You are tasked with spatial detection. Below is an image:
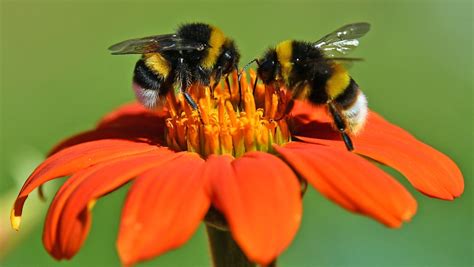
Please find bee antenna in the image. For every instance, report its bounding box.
[238,58,259,81]
[237,59,259,108]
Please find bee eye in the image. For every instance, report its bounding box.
[219,51,236,74]
[260,60,275,70]
[258,59,277,83]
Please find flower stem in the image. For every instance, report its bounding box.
[206,225,256,267]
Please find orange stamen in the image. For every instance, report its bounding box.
[164,70,291,158]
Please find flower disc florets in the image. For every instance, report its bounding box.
[164,70,291,158]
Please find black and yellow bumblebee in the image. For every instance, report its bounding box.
[256,22,371,151]
[109,23,240,109]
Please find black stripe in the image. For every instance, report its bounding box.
[176,23,211,69]
[133,59,168,95]
[289,41,332,105]
[177,23,212,46]
[334,78,359,109]
[308,76,330,104]
[291,41,328,89]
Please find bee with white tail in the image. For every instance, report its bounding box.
[256,22,371,151]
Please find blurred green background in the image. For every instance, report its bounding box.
[1,0,472,266]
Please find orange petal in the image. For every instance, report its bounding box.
[205,153,302,265]
[292,102,464,200]
[11,140,159,230]
[290,100,331,124]
[117,153,209,266]
[97,102,157,127]
[356,112,463,199]
[49,129,162,156]
[50,103,166,155]
[275,142,417,228]
[42,148,176,259]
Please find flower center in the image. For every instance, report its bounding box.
[164,70,291,158]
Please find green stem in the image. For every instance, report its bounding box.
[206,225,256,267]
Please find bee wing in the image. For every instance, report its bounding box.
[313,22,370,57]
[108,34,206,55]
[301,57,364,69]
[331,57,365,69]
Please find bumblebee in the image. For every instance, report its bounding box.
[256,22,371,151]
[109,23,240,109]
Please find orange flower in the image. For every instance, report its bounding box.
[11,70,463,266]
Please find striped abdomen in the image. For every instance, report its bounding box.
[333,78,368,134]
[133,56,170,109]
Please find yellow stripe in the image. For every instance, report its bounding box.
[144,53,171,78]
[202,26,226,69]
[275,40,293,82]
[326,63,350,99]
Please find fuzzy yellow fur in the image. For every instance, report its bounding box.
[202,26,226,69]
[276,40,293,82]
[326,63,350,99]
[144,53,171,78]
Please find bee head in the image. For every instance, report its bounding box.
[257,49,279,84]
[218,39,240,75]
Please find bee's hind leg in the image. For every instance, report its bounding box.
[182,90,199,110]
[328,102,354,151]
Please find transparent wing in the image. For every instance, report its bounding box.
[301,56,364,69]
[314,22,371,57]
[331,57,365,69]
[108,34,206,55]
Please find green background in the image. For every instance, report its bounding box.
[1,0,472,266]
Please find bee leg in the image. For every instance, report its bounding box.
[211,68,223,94]
[183,90,206,124]
[183,91,199,110]
[275,98,294,121]
[237,65,243,109]
[328,102,354,151]
[225,75,232,98]
[210,82,216,94]
[180,83,199,110]
[252,75,259,95]
[177,60,199,111]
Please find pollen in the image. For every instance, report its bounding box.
[164,70,292,158]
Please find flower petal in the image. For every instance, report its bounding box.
[356,112,463,200]
[275,142,417,228]
[11,140,159,230]
[42,148,175,260]
[117,152,209,266]
[43,167,91,259]
[205,153,302,265]
[292,102,464,200]
[96,102,160,128]
[50,103,166,155]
